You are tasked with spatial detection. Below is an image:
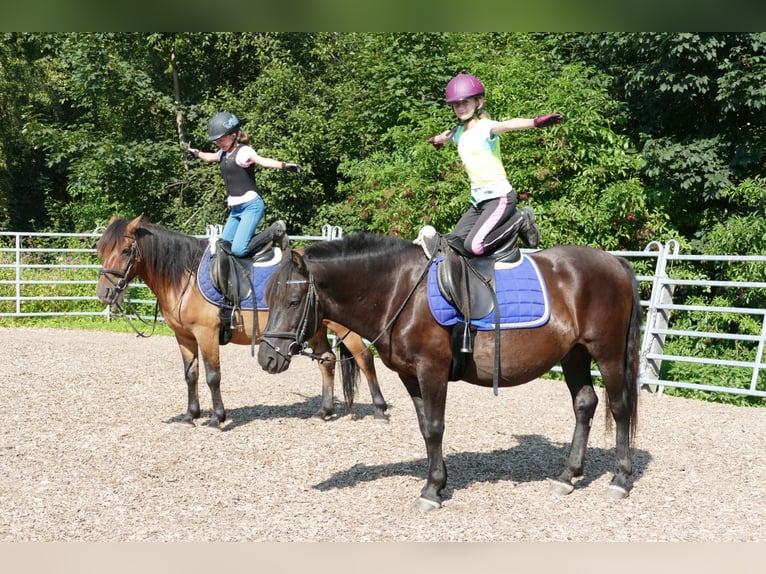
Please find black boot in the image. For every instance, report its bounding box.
[245,220,287,256]
[519,206,540,248]
[271,220,289,251]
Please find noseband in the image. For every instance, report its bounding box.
[99,235,139,301]
[98,235,158,337]
[260,275,320,364]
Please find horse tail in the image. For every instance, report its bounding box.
[602,257,641,445]
[621,256,641,447]
[339,341,360,415]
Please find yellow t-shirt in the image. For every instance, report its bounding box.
[454,119,511,205]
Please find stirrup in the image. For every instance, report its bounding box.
[230,306,244,331]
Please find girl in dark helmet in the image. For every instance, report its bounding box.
[426,73,563,257]
[187,112,302,257]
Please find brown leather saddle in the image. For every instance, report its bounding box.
[419,231,519,383]
[209,240,281,345]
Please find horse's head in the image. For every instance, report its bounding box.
[258,247,322,374]
[95,214,145,305]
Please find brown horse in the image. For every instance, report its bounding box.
[258,233,641,510]
[95,215,388,427]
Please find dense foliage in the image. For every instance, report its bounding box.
[1,32,763,256]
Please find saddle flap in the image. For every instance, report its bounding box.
[210,248,252,305]
[436,252,496,320]
[228,257,254,301]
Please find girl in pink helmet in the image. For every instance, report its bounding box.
[427,73,563,257]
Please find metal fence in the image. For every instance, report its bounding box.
[2,228,765,399]
[0,224,343,319]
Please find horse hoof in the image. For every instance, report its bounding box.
[549,478,575,496]
[606,484,629,500]
[411,497,441,512]
[312,411,334,421]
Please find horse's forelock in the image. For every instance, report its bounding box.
[97,218,129,255]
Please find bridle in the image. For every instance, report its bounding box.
[259,275,320,363]
[261,254,435,366]
[98,234,159,337]
[98,235,139,300]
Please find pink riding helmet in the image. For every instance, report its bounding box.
[445,74,485,104]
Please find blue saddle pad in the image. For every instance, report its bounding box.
[427,254,550,330]
[197,245,278,310]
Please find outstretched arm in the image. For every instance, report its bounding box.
[491,113,565,135]
[427,127,458,149]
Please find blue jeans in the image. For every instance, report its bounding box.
[221,195,265,257]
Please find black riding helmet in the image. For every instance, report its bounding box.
[207,112,240,141]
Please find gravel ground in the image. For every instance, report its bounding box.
[1,327,765,542]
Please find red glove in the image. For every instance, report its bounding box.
[533,113,564,128]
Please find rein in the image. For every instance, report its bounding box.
[261,251,435,366]
[98,235,160,338]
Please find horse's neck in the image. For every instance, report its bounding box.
[138,264,190,315]
[314,257,412,342]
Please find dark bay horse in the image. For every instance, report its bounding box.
[258,233,641,510]
[95,215,388,427]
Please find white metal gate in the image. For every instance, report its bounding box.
[2,231,765,399]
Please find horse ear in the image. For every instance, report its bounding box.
[127,214,144,234]
[108,215,119,225]
[291,249,308,274]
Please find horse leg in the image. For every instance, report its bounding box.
[175,335,201,424]
[307,327,338,420]
[600,363,635,500]
[401,375,447,511]
[343,332,388,421]
[315,351,338,420]
[197,338,226,428]
[552,346,599,495]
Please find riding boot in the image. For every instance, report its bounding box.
[519,206,540,248]
[272,220,289,251]
[211,240,232,294]
[245,220,287,257]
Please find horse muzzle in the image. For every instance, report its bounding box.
[257,336,299,374]
[97,268,128,305]
[96,284,119,305]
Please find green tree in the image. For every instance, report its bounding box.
[314,33,667,250]
[559,32,766,245]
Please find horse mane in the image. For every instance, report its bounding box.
[266,233,411,305]
[304,232,410,261]
[98,217,205,290]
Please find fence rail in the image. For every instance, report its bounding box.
[2,228,765,400]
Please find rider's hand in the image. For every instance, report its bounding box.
[185,148,200,159]
[533,113,565,128]
[281,162,302,173]
[427,136,443,150]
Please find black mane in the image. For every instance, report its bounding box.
[304,232,411,261]
[98,217,206,289]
